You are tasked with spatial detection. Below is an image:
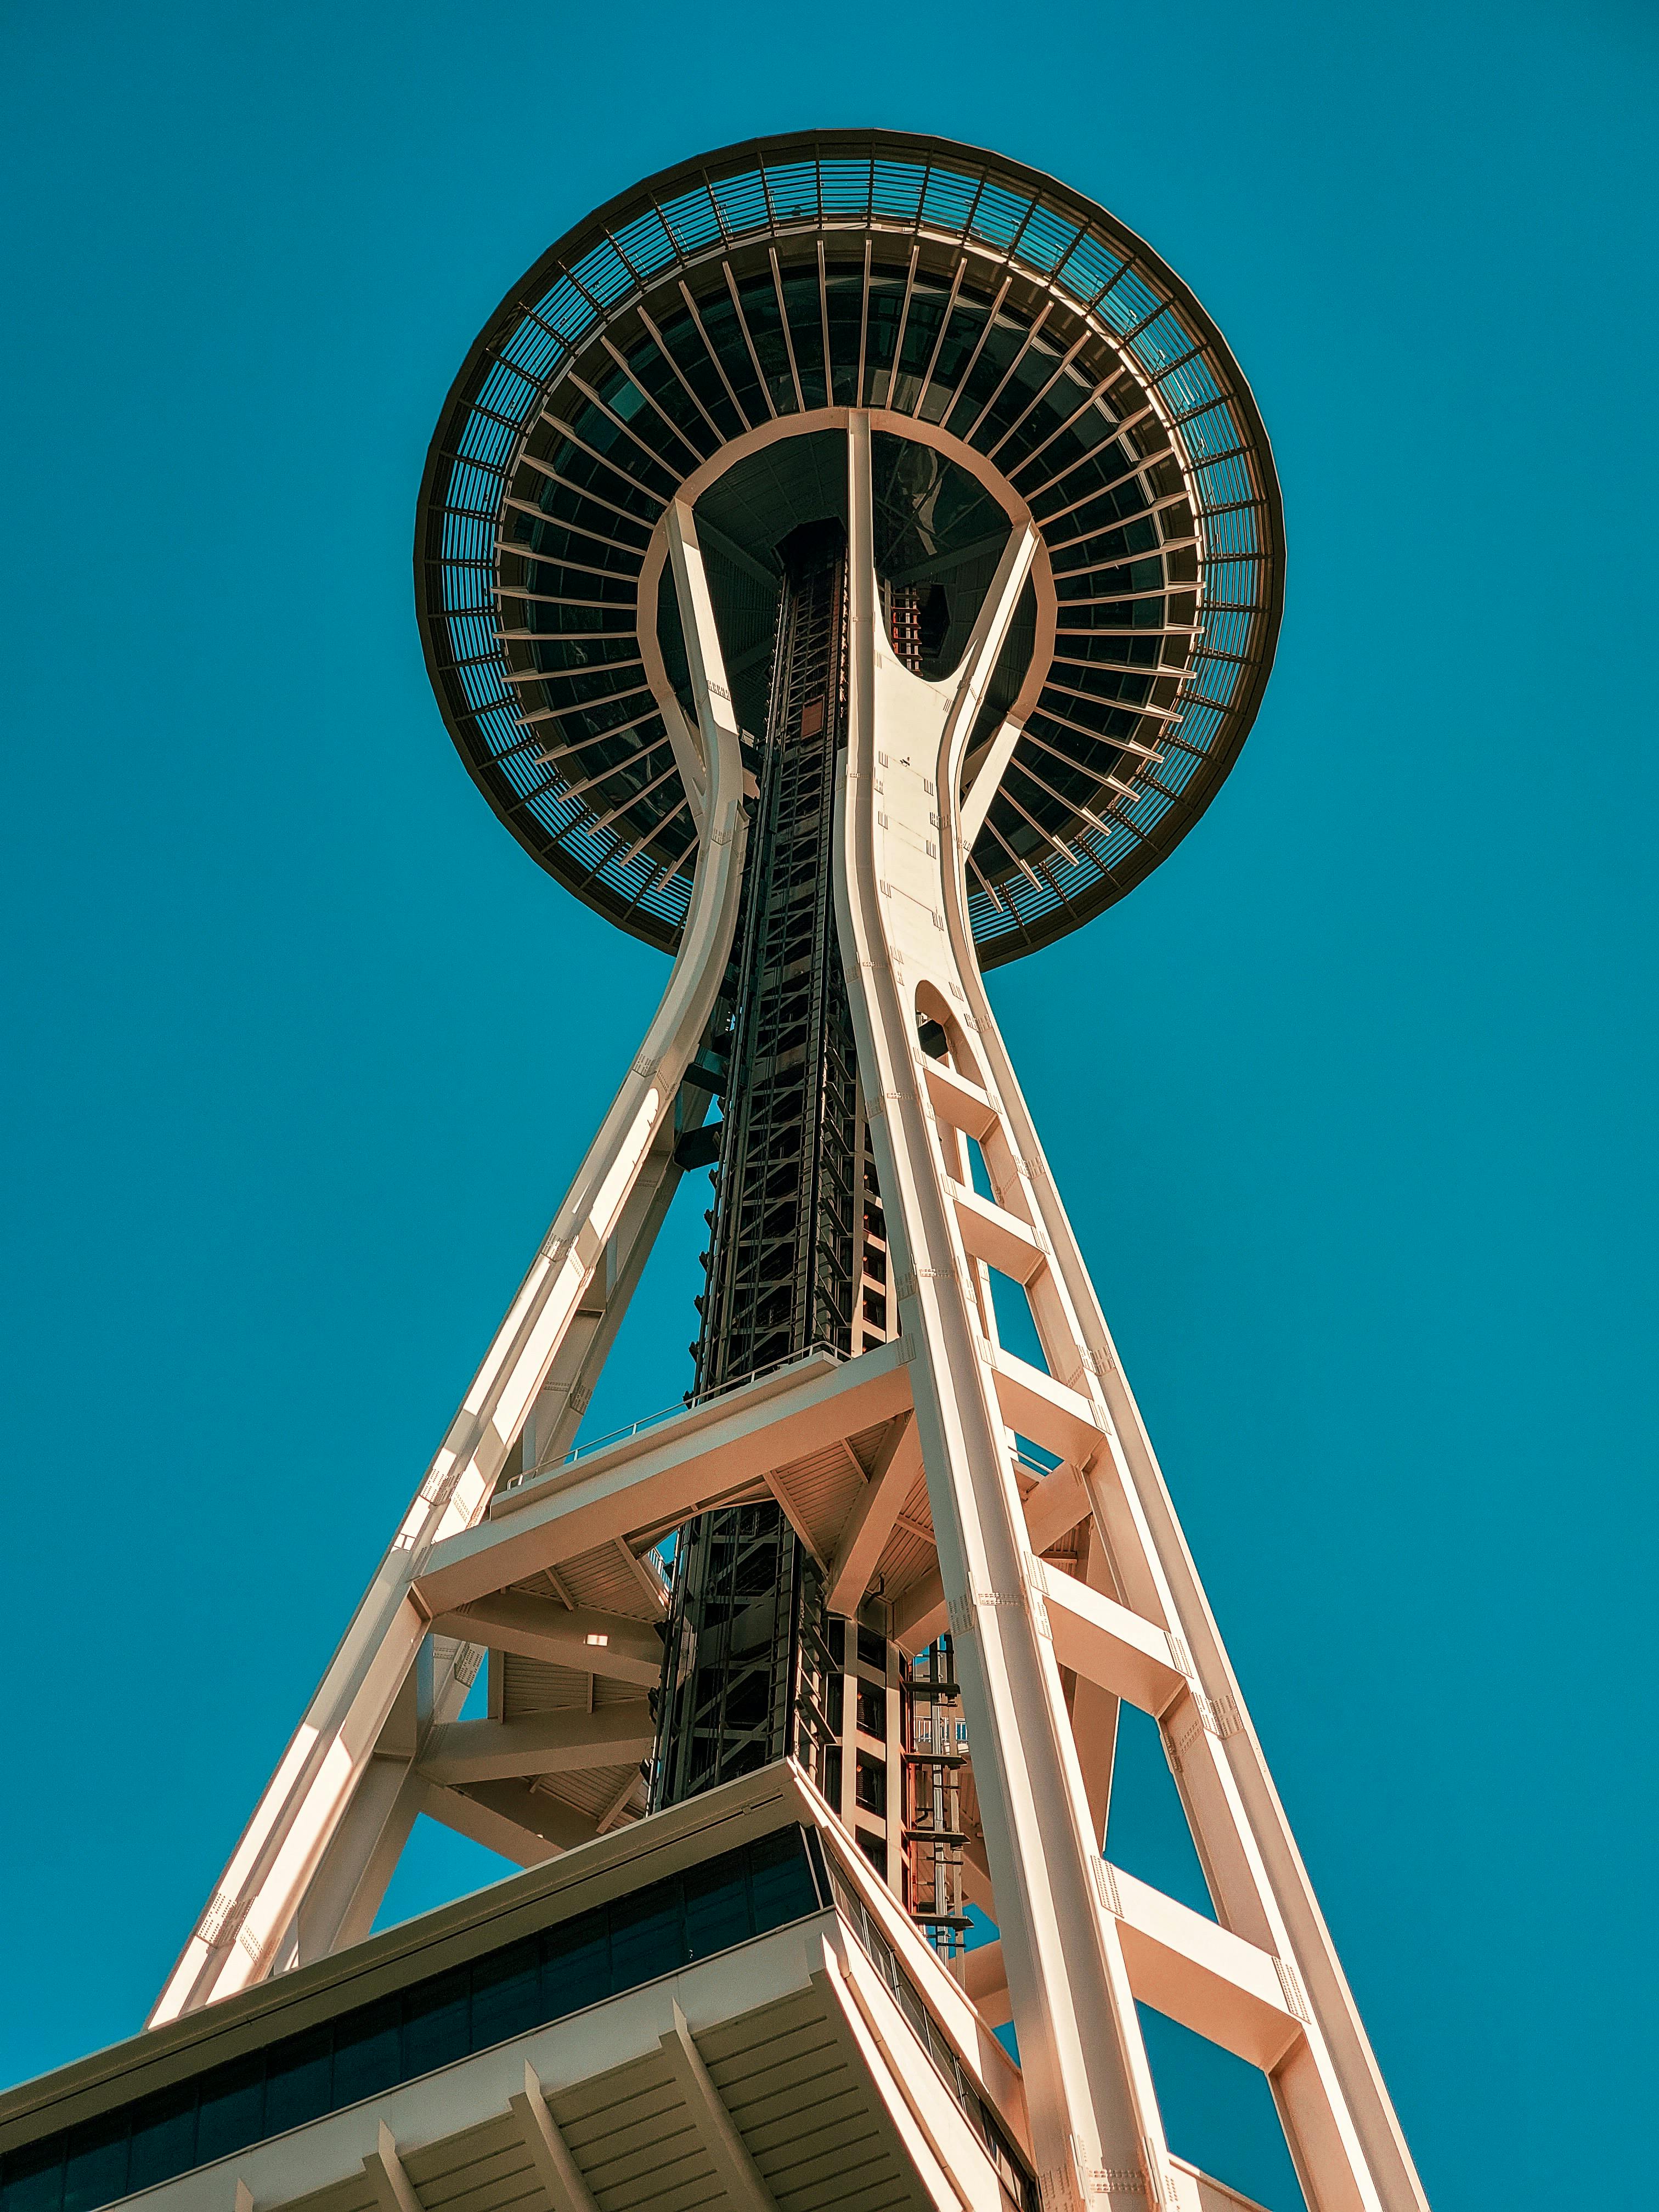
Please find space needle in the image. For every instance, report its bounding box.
[0,131,1427,2212]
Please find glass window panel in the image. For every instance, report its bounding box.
[541,1909,609,2017]
[469,1939,543,2050]
[735,276,795,415]
[62,2116,127,2212]
[401,1968,470,2080]
[652,306,744,440]
[331,1995,401,2108]
[919,302,989,423]
[945,320,1025,439]
[781,271,828,408]
[691,289,768,425]
[607,1878,682,1991]
[747,1829,818,1932]
[126,2086,196,2194]
[193,2055,264,2166]
[823,265,865,405]
[2,2138,65,2212]
[860,272,907,406]
[890,292,947,415]
[683,1852,752,1959]
[262,2027,332,2138]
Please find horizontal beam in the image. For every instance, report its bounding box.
[422,1778,596,1861]
[923,1058,997,1138]
[1023,1457,1088,1553]
[991,1347,1102,1463]
[430,1593,663,1688]
[418,1704,653,1785]
[416,1341,912,1617]
[966,1865,1303,2074]
[1039,1562,1187,1716]
[1110,1863,1304,2073]
[893,1566,946,1651]
[962,1940,1012,2027]
[953,1186,1045,1285]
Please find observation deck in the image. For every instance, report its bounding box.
[415,128,1283,964]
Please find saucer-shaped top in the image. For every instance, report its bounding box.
[415,129,1282,964]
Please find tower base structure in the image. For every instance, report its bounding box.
[2,134,1429,2212]
[0,1768,1282,2212]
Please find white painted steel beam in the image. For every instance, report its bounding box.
[424,1779,595,1860]
[989,1350,1102,1466]
[661,1999,778,2212]
[148,500,751,2025]
[413,1340,912,1617]
[950,1184,1046,1286]
[1069,1521,1123,1850]
[958,716,1025,849]
[1022,1458,1089,1555]
[837,408,1173,2210]
[906,413,1416,2207]
[419,1704,654,1785]
[1107,1864,1303,2073]
[1037,1561,1189,1717]
[428,1594,663,1687]
[921,1057,998,1139]
[961,1864,1304,2076]
[825,1413,923,1615]
[511,2061,603,2212]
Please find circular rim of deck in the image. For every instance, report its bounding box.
[415,128,1284,965]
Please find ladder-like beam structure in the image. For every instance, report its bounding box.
[147,421,1427,2212]
[148,502,750,2023]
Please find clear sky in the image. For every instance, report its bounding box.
[2,5,1654,2208]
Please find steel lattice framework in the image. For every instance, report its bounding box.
[123,131,1430,2212]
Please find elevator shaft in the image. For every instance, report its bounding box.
[652,522,856,1810]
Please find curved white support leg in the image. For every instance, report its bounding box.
[149,501,749,2025]
[836,411,1423,2212]
[836,411,1171,2212]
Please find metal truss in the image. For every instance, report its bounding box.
[152,424,1426,2212]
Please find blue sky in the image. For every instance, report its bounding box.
[2,5,1654,2208]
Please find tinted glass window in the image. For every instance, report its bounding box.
[263,2027,331,2138]
[401,1968,469,2080]
[0,1827,827,2212]
[541,1908,608,2017]
[194,2054,264,2165]
[748,1830,817,1932]
[331,1995,400,2108]
[126,2086,195,2194]
[61,2118,125,2212]
[470,1939,542,2050]
[684,1856,750,1959]
[608,1880,681,1990]
[1,2139,63,2212]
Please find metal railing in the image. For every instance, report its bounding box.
[499,1340,851,1496]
